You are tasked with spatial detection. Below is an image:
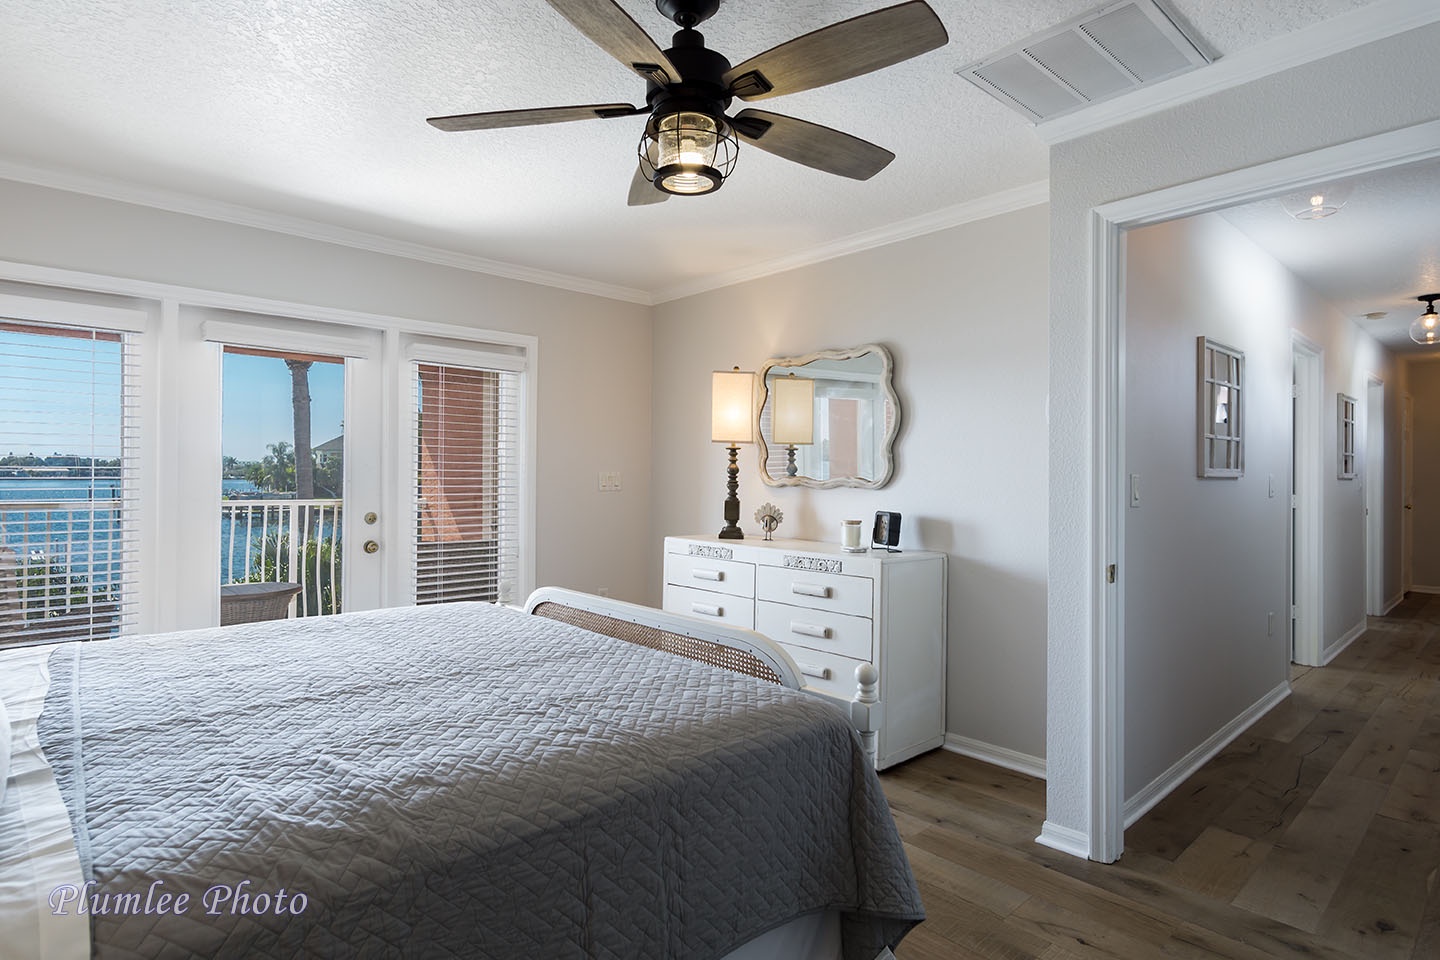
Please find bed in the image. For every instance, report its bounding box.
[0,588,923,960]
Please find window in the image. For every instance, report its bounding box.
[1338,393,1358,480]
[1197,337,1244,478]
[0,317,140,646]
[412,360,524,606]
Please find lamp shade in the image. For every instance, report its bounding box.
[712,368,756,443]
[771,375,815,445]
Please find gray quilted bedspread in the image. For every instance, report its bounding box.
[38,602,922,960]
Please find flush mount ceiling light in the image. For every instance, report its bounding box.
[1411,294,1440,345]
[426,0,948,204]
[1280,182,1353,220]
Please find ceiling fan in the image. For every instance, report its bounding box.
[427,0,949,204]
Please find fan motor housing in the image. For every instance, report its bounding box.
[656,0,721,27]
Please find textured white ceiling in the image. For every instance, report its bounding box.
[1219,156,1440,353]
[0,0,1382,297]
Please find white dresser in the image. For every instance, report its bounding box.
[662,535,946,769]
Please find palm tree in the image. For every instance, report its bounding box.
[286,359,315,500]
[245,441,295,491]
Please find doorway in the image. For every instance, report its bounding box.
[220,347,347,622]
[1291,337,1323,666]
[1085,120,1440,863]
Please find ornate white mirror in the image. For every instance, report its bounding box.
[756,344,900,489]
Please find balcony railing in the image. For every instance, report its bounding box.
[221,498,343,617]
[0,497,127,645]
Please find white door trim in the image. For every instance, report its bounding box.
[1084,117,1440,862]
[1365,377,1386,615]
[1292,335,1324,667]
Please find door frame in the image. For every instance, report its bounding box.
[1365,377,1386,615]
[1291,335,1323,667]
[1086,118,1440,862]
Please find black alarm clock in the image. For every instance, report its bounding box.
[872,511,902,551]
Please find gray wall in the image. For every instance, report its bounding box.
[651,203,1051,765]
[0,177,658,608]
[1047,22,1440,843]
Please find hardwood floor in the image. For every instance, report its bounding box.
[879,594,1440,959]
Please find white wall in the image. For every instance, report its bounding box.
[1047,22,1440,847]
[1122,212,1395,802]
[0,178,656,613]
[651,203,1051,766]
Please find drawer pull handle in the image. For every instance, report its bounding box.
[798,662,832,681]
[692,569,724,582]
[691,602,723,618]
[792,583,831,599]
[791,621,831,640]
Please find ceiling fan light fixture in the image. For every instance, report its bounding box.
[1411,294,1440,345]
[639,110,737,196]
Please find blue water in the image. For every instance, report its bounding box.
[0,477,266,584]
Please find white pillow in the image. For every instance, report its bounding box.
[0,696,10,809]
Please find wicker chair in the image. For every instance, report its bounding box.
[220,582,303,626]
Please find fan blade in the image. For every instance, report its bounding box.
[724,1,948,101]
[544,0,679,86]
[731,109,894,180]
[627,166,668,206]
[427,103,641,132]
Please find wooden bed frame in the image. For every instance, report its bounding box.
[524,587,883,765]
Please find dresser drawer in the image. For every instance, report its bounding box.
[663,584,755,629]
[664,552,755,598]
[756,565,873,618]
[756,600,872,661]
[778,643,872,702]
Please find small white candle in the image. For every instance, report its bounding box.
[841,519,863,550]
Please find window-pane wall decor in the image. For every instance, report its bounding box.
[1338,393,1358,480]
[1197,336,1244,478]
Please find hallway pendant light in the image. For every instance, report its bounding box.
[1411,294,1440,345]
[1280,182,1353,220]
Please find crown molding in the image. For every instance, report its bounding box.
[0,156,1048,310]
[0,159,654,305]
[1035,0,1440,145]
[651,180,1050,304]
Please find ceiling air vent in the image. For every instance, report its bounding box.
[956,0,1209,123]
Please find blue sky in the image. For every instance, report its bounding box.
[0,328,124,459]
[0,328,345,462]
[222,353,345,461]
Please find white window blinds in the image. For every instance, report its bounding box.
[412,361,523,606]
[0,317,141,646]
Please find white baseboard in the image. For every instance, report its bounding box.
[1122,680,1290,828]
[943,734,1046,780]
[1382,592,1406,615]
[1408,585,1440,595]
[1036,821,1090,859]
[1322,618,1368,665]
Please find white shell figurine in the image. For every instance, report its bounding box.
[754,502,783,541]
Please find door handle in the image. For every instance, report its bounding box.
[363,540,380,554]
